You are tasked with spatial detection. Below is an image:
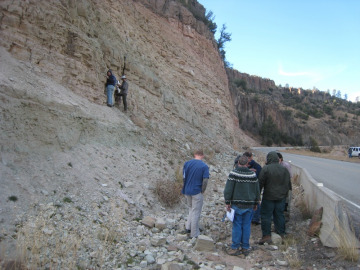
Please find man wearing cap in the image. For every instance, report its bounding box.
[116,75,129,111]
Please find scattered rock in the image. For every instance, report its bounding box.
[276,259,288,266]
[150,235,167,246]
[271,232,282,245]
[155,218,166,230]
[194,235,215,252]
[141,216,156,228]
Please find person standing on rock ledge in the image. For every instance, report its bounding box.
[258,151,291,245]
[105,69,117,107]
[224,155,260,256]
[182,149,209,239]
[115,75,129,112]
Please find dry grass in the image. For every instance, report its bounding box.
[1,200,127,269]
[175,165,183,183]
[332,215,359,262]
[280,235,297,251]
[295,191,312,220]
[292,174,300,186]
[284,249,302,269]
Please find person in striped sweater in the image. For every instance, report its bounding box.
[224,155,260,256]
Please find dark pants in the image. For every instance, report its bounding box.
[116,93,127,111]
[252,202,261,223]
[260,198,286,236]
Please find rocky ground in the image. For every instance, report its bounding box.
[1,149,359,270]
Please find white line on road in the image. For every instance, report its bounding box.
[336,193,360,210]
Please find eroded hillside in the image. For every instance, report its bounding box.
[1,0,252,147]
[0,0,257,262]
[227,69,360,146]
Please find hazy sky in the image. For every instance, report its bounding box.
[198,0,360,102]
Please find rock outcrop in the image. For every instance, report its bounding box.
[227,68,359,146]
[0,0,257,265]
[1,0,253,150]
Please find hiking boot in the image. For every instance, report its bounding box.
[227,248,242,256]
[251,221,260,225]
[258,235,272,245]
[180,229,191,234]
[241,247,252,256]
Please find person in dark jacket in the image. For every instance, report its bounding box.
[105,69,117,107]
[258,151,291,245]
[116,75,129,111]
[224,155,260,256]
[243,151,262,225]
[277,152,292,221]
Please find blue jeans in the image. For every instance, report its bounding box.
[231,205,253,250]
[106,85,115,106]
[252,203,261,223]
[260,198,286,236]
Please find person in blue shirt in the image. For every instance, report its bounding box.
[182,149,209,238]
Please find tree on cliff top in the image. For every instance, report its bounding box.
[205,10,217,34]
[216,24,232,67]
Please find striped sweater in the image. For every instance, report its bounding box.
[224,166,260,208]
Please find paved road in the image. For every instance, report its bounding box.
[254,147,360,207]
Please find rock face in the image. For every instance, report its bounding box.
[0,0,253,150]
[0,0,258,265]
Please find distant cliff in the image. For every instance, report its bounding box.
[227,68,360,146]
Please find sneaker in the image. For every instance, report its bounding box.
[227,248,242,256]
[258,235,272,245]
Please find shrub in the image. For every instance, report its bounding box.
[282,109,292,120]
[234,79,247,89]
[154,179,182,207]
[309,137,321,153]
[295,111,309,120]
[8,195,18,202]
[63,197,73,203]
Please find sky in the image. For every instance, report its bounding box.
[197,0,360,102]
